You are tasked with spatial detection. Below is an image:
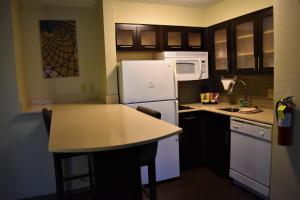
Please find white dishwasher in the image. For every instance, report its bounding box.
[230,117,272,198]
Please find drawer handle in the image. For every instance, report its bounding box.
[233,125,240,129]
[119,45,132,48]
[170,46,181,49]
[259,131,265,137]
[184,116,196,120]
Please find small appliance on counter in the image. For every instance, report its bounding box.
[200,92,219,104]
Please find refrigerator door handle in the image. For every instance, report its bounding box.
[173,61,178,99]
[175,100,179,126]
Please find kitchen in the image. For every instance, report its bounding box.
[0,0,300,200]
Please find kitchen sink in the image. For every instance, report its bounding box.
[218,107,240,112]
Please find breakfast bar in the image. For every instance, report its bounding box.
[48,104,182,200]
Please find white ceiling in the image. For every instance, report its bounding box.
[118,0,224,8]
[19,0,98,8]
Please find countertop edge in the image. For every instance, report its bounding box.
[179,103,274,125]
[49,129,182,153]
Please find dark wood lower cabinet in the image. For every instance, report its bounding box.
[179,111,230,177]
[179,112,205,171]
[205,112,230,177]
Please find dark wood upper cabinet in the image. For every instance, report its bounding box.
[136,25,161,50]
[116,24,137,51]
[209,22,231,75]
[116,24,161,51]
[231,13,258,74]
[258,8,274,73]
[186,27,204,50]
[209,7,273,75]
[231,7,273,74]
[163,26,204,51]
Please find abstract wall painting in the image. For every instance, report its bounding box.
[40,20,79,78]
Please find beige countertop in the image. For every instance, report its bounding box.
[48,104,182,153]
[179,102,274,125]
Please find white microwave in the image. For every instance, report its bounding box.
[156,51,208,81]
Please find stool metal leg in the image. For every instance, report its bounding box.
[148,160,157,200]
[88,154,94,190]
[53,155,64,200]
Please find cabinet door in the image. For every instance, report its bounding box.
[231,15,258,74]
[179,112,204,172]
[258,8,274,73]
[116,24,137,51]
[210,22,231,74]
[186,28,203,51]
[136,25,161,51]
[163,26,186,50]
[205,113,230,177]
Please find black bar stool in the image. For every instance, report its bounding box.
[136,106,161,200]
[42,108,94,200]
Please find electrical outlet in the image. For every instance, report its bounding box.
[268,89,274,98]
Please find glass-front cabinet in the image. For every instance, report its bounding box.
[231,7,273,74]
[116,24,161,51]
[231,15,258,74]
[210,22,231,74]
[137,25,161,50]
[236,21,255,70]
[259,8,274,73]
[186,28,203,50]
[163,26,204,51]
[116,24,137,50]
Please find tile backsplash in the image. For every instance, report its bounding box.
[179,74,274,109]
[178,80,211,103]
[218,75,274,109]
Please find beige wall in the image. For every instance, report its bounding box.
[114,0,273,27]
[18,2,106,104]
[102,0,119,103]
[1,1,57,199]
[12,0,27,106]
[271,1,300,199]
[204,0,273,26]
[114,0,206,27]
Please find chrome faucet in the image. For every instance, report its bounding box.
[227,79,247,95]
[226,79,249,106]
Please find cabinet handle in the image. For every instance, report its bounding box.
[119,45,132,48]
[258,131,265,137]
[144,45,156,49]
[184,116,196,120]
[233,125,240,129]
[170,46,181,49]
[258,56,260,70]
[191,46,201,49]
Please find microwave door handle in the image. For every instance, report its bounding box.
[176,62,193,65]
[198,58,202,78]
[173,61,178,98]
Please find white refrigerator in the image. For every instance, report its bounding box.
[118,60,180,184]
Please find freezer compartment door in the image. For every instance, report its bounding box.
[119,60,177,104]
[127,100,180,183]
